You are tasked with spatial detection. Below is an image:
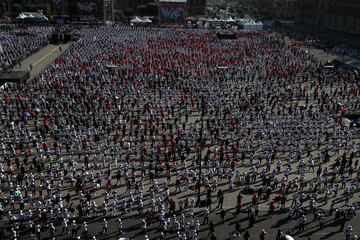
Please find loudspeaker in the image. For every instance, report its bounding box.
[50,33,60,44]
[64,33,72,43]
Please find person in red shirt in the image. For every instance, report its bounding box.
[268,202,276,218]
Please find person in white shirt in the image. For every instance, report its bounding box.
[83,221,88,236]
[102,218,108,234]
[116,218,123,235]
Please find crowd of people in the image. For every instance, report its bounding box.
[304,37,360,59]
[0,24,54,70]
[0,25,359,240]
[273,25,360,59]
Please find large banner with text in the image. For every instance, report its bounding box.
[159,1,188,24]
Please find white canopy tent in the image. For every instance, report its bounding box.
[16,12,48,21]
[130,16,152,26]
[243,20,263,32]
[130,16,142,23]
[142,17,152,23]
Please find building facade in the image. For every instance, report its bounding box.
[114,0,146,11]
[296,0,360,35]
[273,0,299,19]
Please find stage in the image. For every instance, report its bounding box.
[0,71,30,86]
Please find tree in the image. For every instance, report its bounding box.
[25,4,38,12]
[123,8,134,17]
[11,3,22,15]
[258,8,271,20]
[143,0,156,4]
[136,4,146,16]
[38,3,51,15]
[114,9,127,23]
[145,2,159,16]
[236,8,243,15]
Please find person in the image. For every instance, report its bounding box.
[319,214,325,229]
[49,223,56,239]
[11,228,16,240]
[217,193,224,209]
[260,229,267,240]
[203,208,209,224]
[244,230,251,240]
[299,215,306,232]
[276,229,282,240]
[141,219,147,234]
[116,218,123,235]
[62,218,69,235]
[340,214,347,232]
[160,232,165,240]
[345,225,353,240]
[83,221,88,236]
[71,220,78,238]
[36,224,41,240]
[235,222,241,234]
[102,218,108,234]
[209,220,215,236]
[268,202,275,218]
[210,233,217,240]
[229,232,237,240]
[249,214,255,228]
[195,220,200,234]
[0,227,5,240]
[220,208,226,223]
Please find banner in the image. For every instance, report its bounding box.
[76,1,98,15]
[69,0,103,20]
[160,1,188,24]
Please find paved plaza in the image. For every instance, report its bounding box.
[0,26,359,240]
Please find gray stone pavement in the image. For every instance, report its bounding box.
[10,207,360,240]
[13,43,72,79]
[283,36,353,64]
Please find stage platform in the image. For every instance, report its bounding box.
[0,71,30,86]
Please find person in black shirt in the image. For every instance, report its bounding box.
[209,220,215,236]
[244,230,251,240]
[220,208,226,223]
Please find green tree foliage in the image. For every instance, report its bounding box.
[38,3,52,15]
[123,8,134,17]
[146,2,159,16]
[11,3,22,15]
[136,4,147,16]
[25,4,38,12]
[114,9,127,23]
